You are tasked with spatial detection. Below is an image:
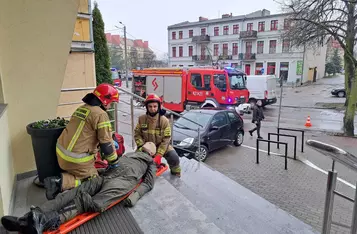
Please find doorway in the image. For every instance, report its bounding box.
[245,64,251,75]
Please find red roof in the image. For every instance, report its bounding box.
[105,33,149,49]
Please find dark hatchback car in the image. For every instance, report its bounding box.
[172,108,244,162]
[331,88,346,98]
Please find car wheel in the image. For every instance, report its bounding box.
[194,145,209,162]
[337,91,345,98]
[234,131,244,146]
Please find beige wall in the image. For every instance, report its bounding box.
[57,52,96,118]
[0,109,14,215]
[0,0,80,174]
[303,43,328,82]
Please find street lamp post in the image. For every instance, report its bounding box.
[115,22,129,89]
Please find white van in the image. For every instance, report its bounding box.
[246,75,277,106]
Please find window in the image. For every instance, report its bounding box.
[188,46,193,56]
[227,112,239,123]
[201,28,206,35]
[247,23,253,31]
[179,31,183,39]
[179,46,183,57]
[255,62,264,75]
[269,40,276,54]
[172,32,176,40]
[223,25,229,35]
[172,47,176,57]
[284,19,291,30]
[271,20,278,30]
[189,30,193,38]
[201,46,206,60]
[190,73,203,88]
[228,74,245,89]
[176,111,212,129]
[258,22,265,32]
[213,74,227,90]
[214,44,219,56]
[232,43,238,55]
[222,43,228,56]
[282,40,290,52]
[257,41,264,54]
[203,75,211,90]
[233,24,239,34]
[211,113,228,127]
[214,27,219,36]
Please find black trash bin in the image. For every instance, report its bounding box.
[26,123,65,184]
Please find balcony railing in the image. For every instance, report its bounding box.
[191,35,210,43]
[218,55,233,60]
[192,55,211,62]
[239,30,258,40]
[239,53,256,61]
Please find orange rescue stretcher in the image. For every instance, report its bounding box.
[44,164,169,234]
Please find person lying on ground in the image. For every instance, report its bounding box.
[1,142,158,234]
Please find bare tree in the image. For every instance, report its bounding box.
[279,0,357,136]
[140,48,156,68]
[129,47,139,69]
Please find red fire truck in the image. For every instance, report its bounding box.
[132,67,250,113]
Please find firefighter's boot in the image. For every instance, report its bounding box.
[170,165,181,177]
[44,176,62,200]
[1,206,60,234]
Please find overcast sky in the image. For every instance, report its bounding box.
[94,0,281,59]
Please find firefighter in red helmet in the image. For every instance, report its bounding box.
[134,93,181,176]
[44,83,120,200]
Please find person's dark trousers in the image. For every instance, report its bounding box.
[249,121,262,138]
[164,150,181,175]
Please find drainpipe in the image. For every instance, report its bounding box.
[301,43,306,85]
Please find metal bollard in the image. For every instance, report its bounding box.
[350,182,357,234]
[114,102,119,134]
[197,128,201,163]
[322,170,337,234]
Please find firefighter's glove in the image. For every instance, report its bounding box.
[153,155,162,166]
[123,191,140,207]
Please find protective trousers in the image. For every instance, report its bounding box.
[40,172,140,225]
[164,150,181,174]
[61,166,98,190]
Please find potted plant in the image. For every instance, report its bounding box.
[26,117,69,186]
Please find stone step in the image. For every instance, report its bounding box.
[129,176,225,234]
[161,157,319,234]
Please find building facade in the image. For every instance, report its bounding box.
[57,0,96,118]
[167,9,327,83]
[105,33,154,69]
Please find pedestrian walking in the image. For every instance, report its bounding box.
[249,100,265,139]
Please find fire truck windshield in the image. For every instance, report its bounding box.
[228,73,246,90]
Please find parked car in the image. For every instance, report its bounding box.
[173,108,244,162]
[331,88,346,97]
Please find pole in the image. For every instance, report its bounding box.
[301,44,306,86]
[322,170,337,234]
[350,181,357,234]
[123,25,129,89]
[277,74,283,145]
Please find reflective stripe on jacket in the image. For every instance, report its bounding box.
[57,104,118,165]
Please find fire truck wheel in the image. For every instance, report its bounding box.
[194,145,209,162]
[234,131,244,146]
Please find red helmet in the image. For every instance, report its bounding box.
[93,83,119,106]
[144,93,162,105]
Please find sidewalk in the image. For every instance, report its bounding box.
[205,126,357,234]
